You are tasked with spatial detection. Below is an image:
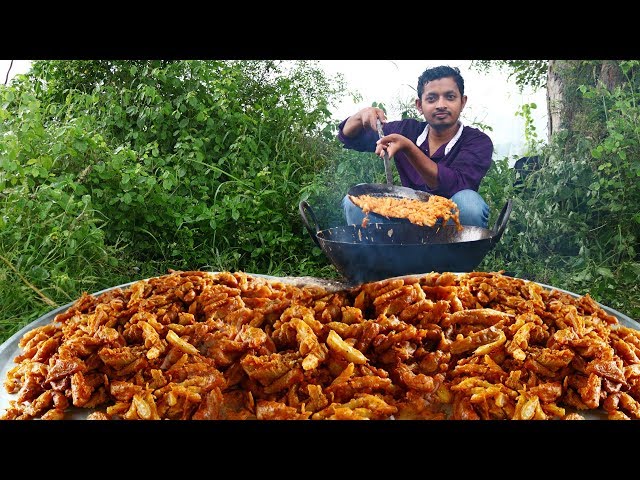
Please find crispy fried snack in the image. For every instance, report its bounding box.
[2,270,639,420]
[348,194,462,230]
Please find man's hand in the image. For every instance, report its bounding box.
[376,133,439,189]
[343,107,387,138]
[375,133,412,159]
[359,107,387,132]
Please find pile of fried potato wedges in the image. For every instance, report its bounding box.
[2,270,639,420]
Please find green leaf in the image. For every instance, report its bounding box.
[596,267,614,278]
[73,140,88,153]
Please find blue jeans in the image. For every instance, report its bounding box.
[342,189,489,228]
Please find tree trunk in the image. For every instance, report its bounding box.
[598,61,623,91]
[547,60,624,140]
[547,60,567,138]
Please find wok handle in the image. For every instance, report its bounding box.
[492,198,513,241]
[299,200,322,248]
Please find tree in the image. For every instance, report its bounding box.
[471,60,627,139]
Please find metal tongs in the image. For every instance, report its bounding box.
[376,119,394,185]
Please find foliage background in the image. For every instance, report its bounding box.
[1,59,638,344]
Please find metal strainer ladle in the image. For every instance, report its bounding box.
[376,119,394,185]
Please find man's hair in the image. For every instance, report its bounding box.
[417,65,465,98]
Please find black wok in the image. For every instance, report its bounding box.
[299,198,512,285]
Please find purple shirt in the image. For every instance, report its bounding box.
[337,117,493,198]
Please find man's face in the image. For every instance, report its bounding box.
[415,77,467,130]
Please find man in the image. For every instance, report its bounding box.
[337,65,493,228]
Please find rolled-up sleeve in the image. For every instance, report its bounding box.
[337,117,379,152]
[435,133,493,198]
